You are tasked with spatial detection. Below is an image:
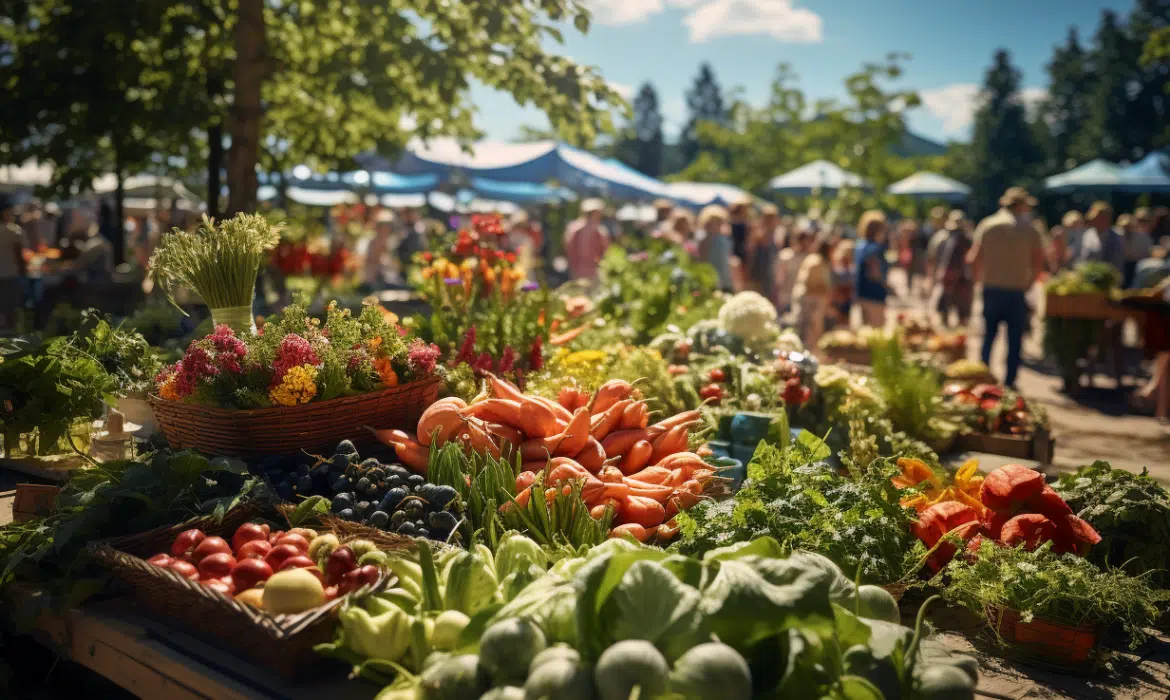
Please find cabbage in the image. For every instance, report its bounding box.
[594,640,671,700]
[670,642,752,700]
[417,654,488,700]
[478,619,547,685]
[524,658,594,700]
[443,550,499,615]
[495,533,548,582]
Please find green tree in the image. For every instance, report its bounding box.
[1039,28,1093,172]
[615,83,665,176]
[679,63,728,168]
[1076,10,1142,162]
[966,49,1044,215]
[1131,0,1170,149]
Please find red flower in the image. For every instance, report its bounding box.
[456,327,477,364]
[528,335,544,371]
[498,346,515,374]
[473,352,495,373]
[407,340,441,374]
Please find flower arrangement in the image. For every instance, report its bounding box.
[154,300,439,409]
[415,214,527,304]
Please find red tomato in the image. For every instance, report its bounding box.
[231,558,274,592]
[231,523,268,554]
[236,539,273,560]
[267,530,286,546]
[171,529,206,558]
[264,544,301,571]
[202,579,234,596]
[191,537,232,565]
[278,556,317,572]
[197,552,237,579]
[169,560,200,580]
[708,368,726,383]
[274,533,310,553]
[146,553,174,568]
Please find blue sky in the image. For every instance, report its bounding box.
[469,0,1135,145]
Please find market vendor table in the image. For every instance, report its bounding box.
[14,591,379,700]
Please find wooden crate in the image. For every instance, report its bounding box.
[12,483,60,522]
[951,429,1054,464]
[1045,292,1135,321]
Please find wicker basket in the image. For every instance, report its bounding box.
[985,605,1101,671]
[87,504,397,677]
[149,375,442,457]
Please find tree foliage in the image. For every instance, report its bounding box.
[678,62,728,168]
[1039,28,1092,172]
[614,82,665,177]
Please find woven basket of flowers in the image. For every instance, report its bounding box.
[150,300,443,457]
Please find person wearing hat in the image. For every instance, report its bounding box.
[1124,208,1155,288]
[1076,201,1125,272]
[564,198,611,281]
[650,199,675,239]
[967,187,1046,389]
[697,205,734,291]
[930,210,974,328]
[665,208,694,246]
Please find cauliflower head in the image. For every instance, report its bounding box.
[717,291,778,343]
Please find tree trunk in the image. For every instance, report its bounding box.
[113,145,126,265]
[226,0,265,215]
[207,123,223,219]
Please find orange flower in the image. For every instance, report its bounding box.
[374,357,398,387]
[368,336,383,350]
[894,458,940,491]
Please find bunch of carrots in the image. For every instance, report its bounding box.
[373,374,715,543]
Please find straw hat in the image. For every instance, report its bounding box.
[653,198,674,211]
[580,198,605,214]
[857,209,888,239]
[999,187,1037,208]
[1061,210,1084,228]
[945,210,967,229]
[1086,201,1113,220]
[698,205,729,228]
[760,203,780,217]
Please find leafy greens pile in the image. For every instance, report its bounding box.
[1054,461,1170,586]
[673,439,922,585]
[937,542,1165,650]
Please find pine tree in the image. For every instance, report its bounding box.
[1131,0,1170,150]
[968,50,1044,215]
[1076,10,1142,162]
[679,63,727,167]
[615,83,665,176]
[1040,28,1093,172]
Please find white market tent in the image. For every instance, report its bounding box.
[1120,151,1170,193]
[768,160,870,196]
[0,160,54,192]
[887,171,970,201]
[1043,159,1129,194]
[666,181,754,208]
[615,203,657,223]
[394,139,674,201]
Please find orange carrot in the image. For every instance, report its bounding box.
[368,428,430,473]
[516,471,538,491]
[626,466,674,485]
[590,399,632,441]
[532,394,573,423]
[650,424,691,464]
[485,373,526,402]
[486,422,524,449]
[655,451,706,469]
[619,401,649,430]
[513,487,533,509]
[573,437,606,472]
[591,379,634,415]
[520,460,546,473]
[623,478,674,503]
[656,519,680,540]
[558,386,590,412]
[618,440,654,475]
[665,480,704,517]
[519,408,590,461]
[590,503,612,520]
[550,325,588,346]
[609,523,658,543]
[597,466,624,483]
[460,399,524,429]
[618,495,667,528]
[651,409,702,431]
[601,427,658,458]
[513,398,562,438]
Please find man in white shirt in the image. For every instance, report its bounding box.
[1076,201,1125,272]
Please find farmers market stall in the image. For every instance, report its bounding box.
[5,213,1170,700]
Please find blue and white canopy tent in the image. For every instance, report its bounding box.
[1043,159,1130,194]
[665,181,754,208]
[394,139,674,201]
[768,160,870,196]
[1120,152,1170,193]
[887,171,970,202]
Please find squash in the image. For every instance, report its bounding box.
[261,568,324,614]
[480,688,525,700]
[479,618,547,685]
[917,665,977,700]
[855,585,902,625]
[528,645,580,672]
[669,642,751,700]
[524,657,594,700]
[594,640,670,700]
[417,654,488,700]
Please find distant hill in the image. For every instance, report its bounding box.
[891,129,948,158]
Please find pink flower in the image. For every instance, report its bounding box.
[272,333,320,386]
[407,340,441,374]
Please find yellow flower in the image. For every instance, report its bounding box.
[269,364,319,406]
[563,350,607,367]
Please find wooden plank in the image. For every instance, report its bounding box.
[0,454,89,482]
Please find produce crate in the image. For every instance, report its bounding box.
[951,429,1054,464]
[1045,292,1135,321]
[986,606,1100,671]
[149,374,442,457]
[87,504,400,678]
[11,483,60,522]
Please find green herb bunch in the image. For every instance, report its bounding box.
[674,439,922,585]
[149,213,282,311]
[869,332,955,450]
[74,310,162,397]
[1055,461,1170,586]
[938,542,1166,650]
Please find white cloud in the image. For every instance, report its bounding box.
[919,83,1048,136]
[585,0,823,45]
[609,81,635,100]
[684,0,822,43]
[584,0,664,25]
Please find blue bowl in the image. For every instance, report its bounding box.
[729,412,773,445]
[708,456,746,492]
[706,440,732,459]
